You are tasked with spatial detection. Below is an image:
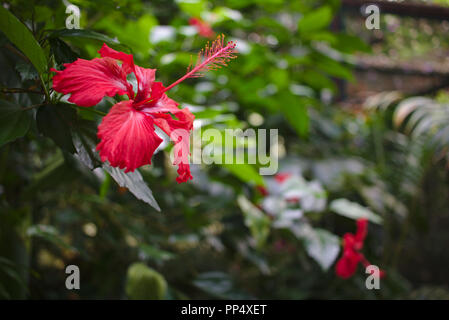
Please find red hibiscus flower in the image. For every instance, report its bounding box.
[189,17,215,38]
[335,219,385,279]
[51,35,236,183]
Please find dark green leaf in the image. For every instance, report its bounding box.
[36,104,76,153]
[24,153,79,198]
[26,224,78,252]
[138,244,175,263]
[49,38,78,65]
[0,6,47,75]
[71,118,102,170]
[15,62,39,81]
[0,99,31,147]
[48,29,128,51]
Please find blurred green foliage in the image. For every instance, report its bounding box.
[126,263,167,300]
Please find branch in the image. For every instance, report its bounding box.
[1,87,43,94]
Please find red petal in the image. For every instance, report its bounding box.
[99,44,157,104]
[135,82,173,108]
[355,218,368,250]
[52,57,133,107]
[189,17,199,25]
[189,17,215,38]
[149,102,194,183]
[134,66,156,103]
[342,233,356,249]
[336,249,361,279]
[149,82,165,103]
[176,162,193,184]
[96,100,162,172]
[98,43,135,74]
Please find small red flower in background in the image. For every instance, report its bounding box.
[256,172,291,196]
[189,17,215,38]
[335,219,386,279]
[256,185,268,197]
[274,172,291,184]
[51,35,237,183]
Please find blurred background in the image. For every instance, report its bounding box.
[2,0,449,299]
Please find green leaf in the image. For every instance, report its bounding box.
[193,271,248,299]
[49,38,78,65]
[193,109,224,119]
[334,34,371,53]
[330,198,383,224]
[48,29,128,51]
[93,15,156,54]
[237,195,271,248]
[301,69,337,91]
[193,271,253,299]
[0,99,31,147]
[291,224,340,271]
[26,224,78,252]
[36,104,76,153]
[103,163,160,211]
[221,163,265,186]
[138,244,175,263]
[304,31,337,44]
[71,118,102,170]
[175,0,207,16]
[0,6,47,75]
[315,56,354,81]
[280,95,310,137]
[298,6,333,34]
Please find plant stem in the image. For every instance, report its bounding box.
[39,74,51,102]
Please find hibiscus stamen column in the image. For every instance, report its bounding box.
[164,35,237,92]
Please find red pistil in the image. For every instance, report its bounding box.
[164,35,237,92]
